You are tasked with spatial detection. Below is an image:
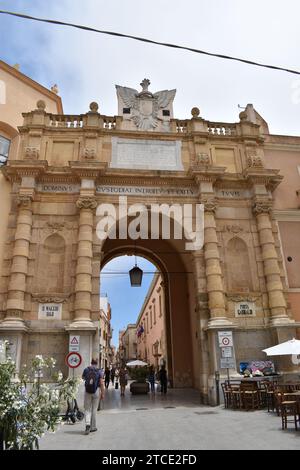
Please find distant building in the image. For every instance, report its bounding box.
[136,273,166,369]
[99,296,113,368]
[122,324,137,363]
[117,329,126,367]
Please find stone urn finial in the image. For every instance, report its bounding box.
[89,101,99,113]
[140,78,151,92]
[191,107,200,118]
[36,100,46,112]
[239,110,247,121]
[51,84,59,94]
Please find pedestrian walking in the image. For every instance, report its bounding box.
[82,358,104,435]
[104,367,110,389]
[148,365,156,393]
[158,364,168,394]
[110,366,115,385]
[119,367,128,396]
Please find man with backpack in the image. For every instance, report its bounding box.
[82,358,104,435]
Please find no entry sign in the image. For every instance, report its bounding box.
[66,352,82,368]
[218,331,233,348]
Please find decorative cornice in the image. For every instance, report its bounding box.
[69,161,107,179]
[76,196,97,210]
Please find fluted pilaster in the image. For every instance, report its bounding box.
[74,196,97,324]
[201,197,227,323]
[253,199,290,324]
[5,195,33,326]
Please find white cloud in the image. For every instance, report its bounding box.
[2,0,300,134]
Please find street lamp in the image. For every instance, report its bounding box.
[129,264,143,287]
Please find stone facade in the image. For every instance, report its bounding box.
[99,296,113,368]
[136,273,166,369]
[0,77,300,403]
[120,324,137,364]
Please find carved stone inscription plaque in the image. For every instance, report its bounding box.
[110,137,183,171]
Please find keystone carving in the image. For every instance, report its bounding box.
[223,224,244,233]
[246,154,264,168]
[226,294,260,302]
[82,148,96,160]
[76,197,97,210]
[24,147,39,160]
[193,153,211,167]
[45,222,65,233]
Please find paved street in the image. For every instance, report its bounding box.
[39,384,300,450]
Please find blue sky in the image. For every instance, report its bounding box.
[100,256,155,347]
[1,1,300,134]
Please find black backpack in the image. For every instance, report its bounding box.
[85,367,99,394]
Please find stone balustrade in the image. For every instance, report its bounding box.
[21,105,260,140]
[49,114,83,128]
[207,122,237,136]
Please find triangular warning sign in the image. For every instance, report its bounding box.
[71,337,79,344]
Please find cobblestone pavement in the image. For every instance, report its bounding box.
[39,384,300,450]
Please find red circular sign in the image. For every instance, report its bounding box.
[66,352,82,368]
[221,337,230,346]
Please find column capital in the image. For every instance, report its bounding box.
[17,194,33,208]
[252,199,273,215]
[200,196,218,213]
[76,196,97,210]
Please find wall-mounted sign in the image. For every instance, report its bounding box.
[218,331,233,348]
[96,185,198,197]
[37,184,80,193]
[38,303,62,320]
[216,189,250,199]
[220,357,236,369]
[110,137,183,171]
[69,335,80,352]
[221,346,233,358]
[235,302,255,317]
[66,352,82,369]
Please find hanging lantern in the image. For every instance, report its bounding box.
[129,265,143,287]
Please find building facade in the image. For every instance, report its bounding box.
[0,61,62,282]
[122,324,137,364]
[0,76,299,403]
[99,296,113,368]
[136,273,166,369]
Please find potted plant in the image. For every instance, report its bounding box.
[129,366,150,395]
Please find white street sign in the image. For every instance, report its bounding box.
[221,346,233,358]
[218,331,233,348]
[220,357,236,369]
[69,335,80,352]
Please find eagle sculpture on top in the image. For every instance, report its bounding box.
[116,79,176,131]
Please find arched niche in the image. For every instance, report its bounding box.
[36,233,66,293]
[226,237,253,292]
